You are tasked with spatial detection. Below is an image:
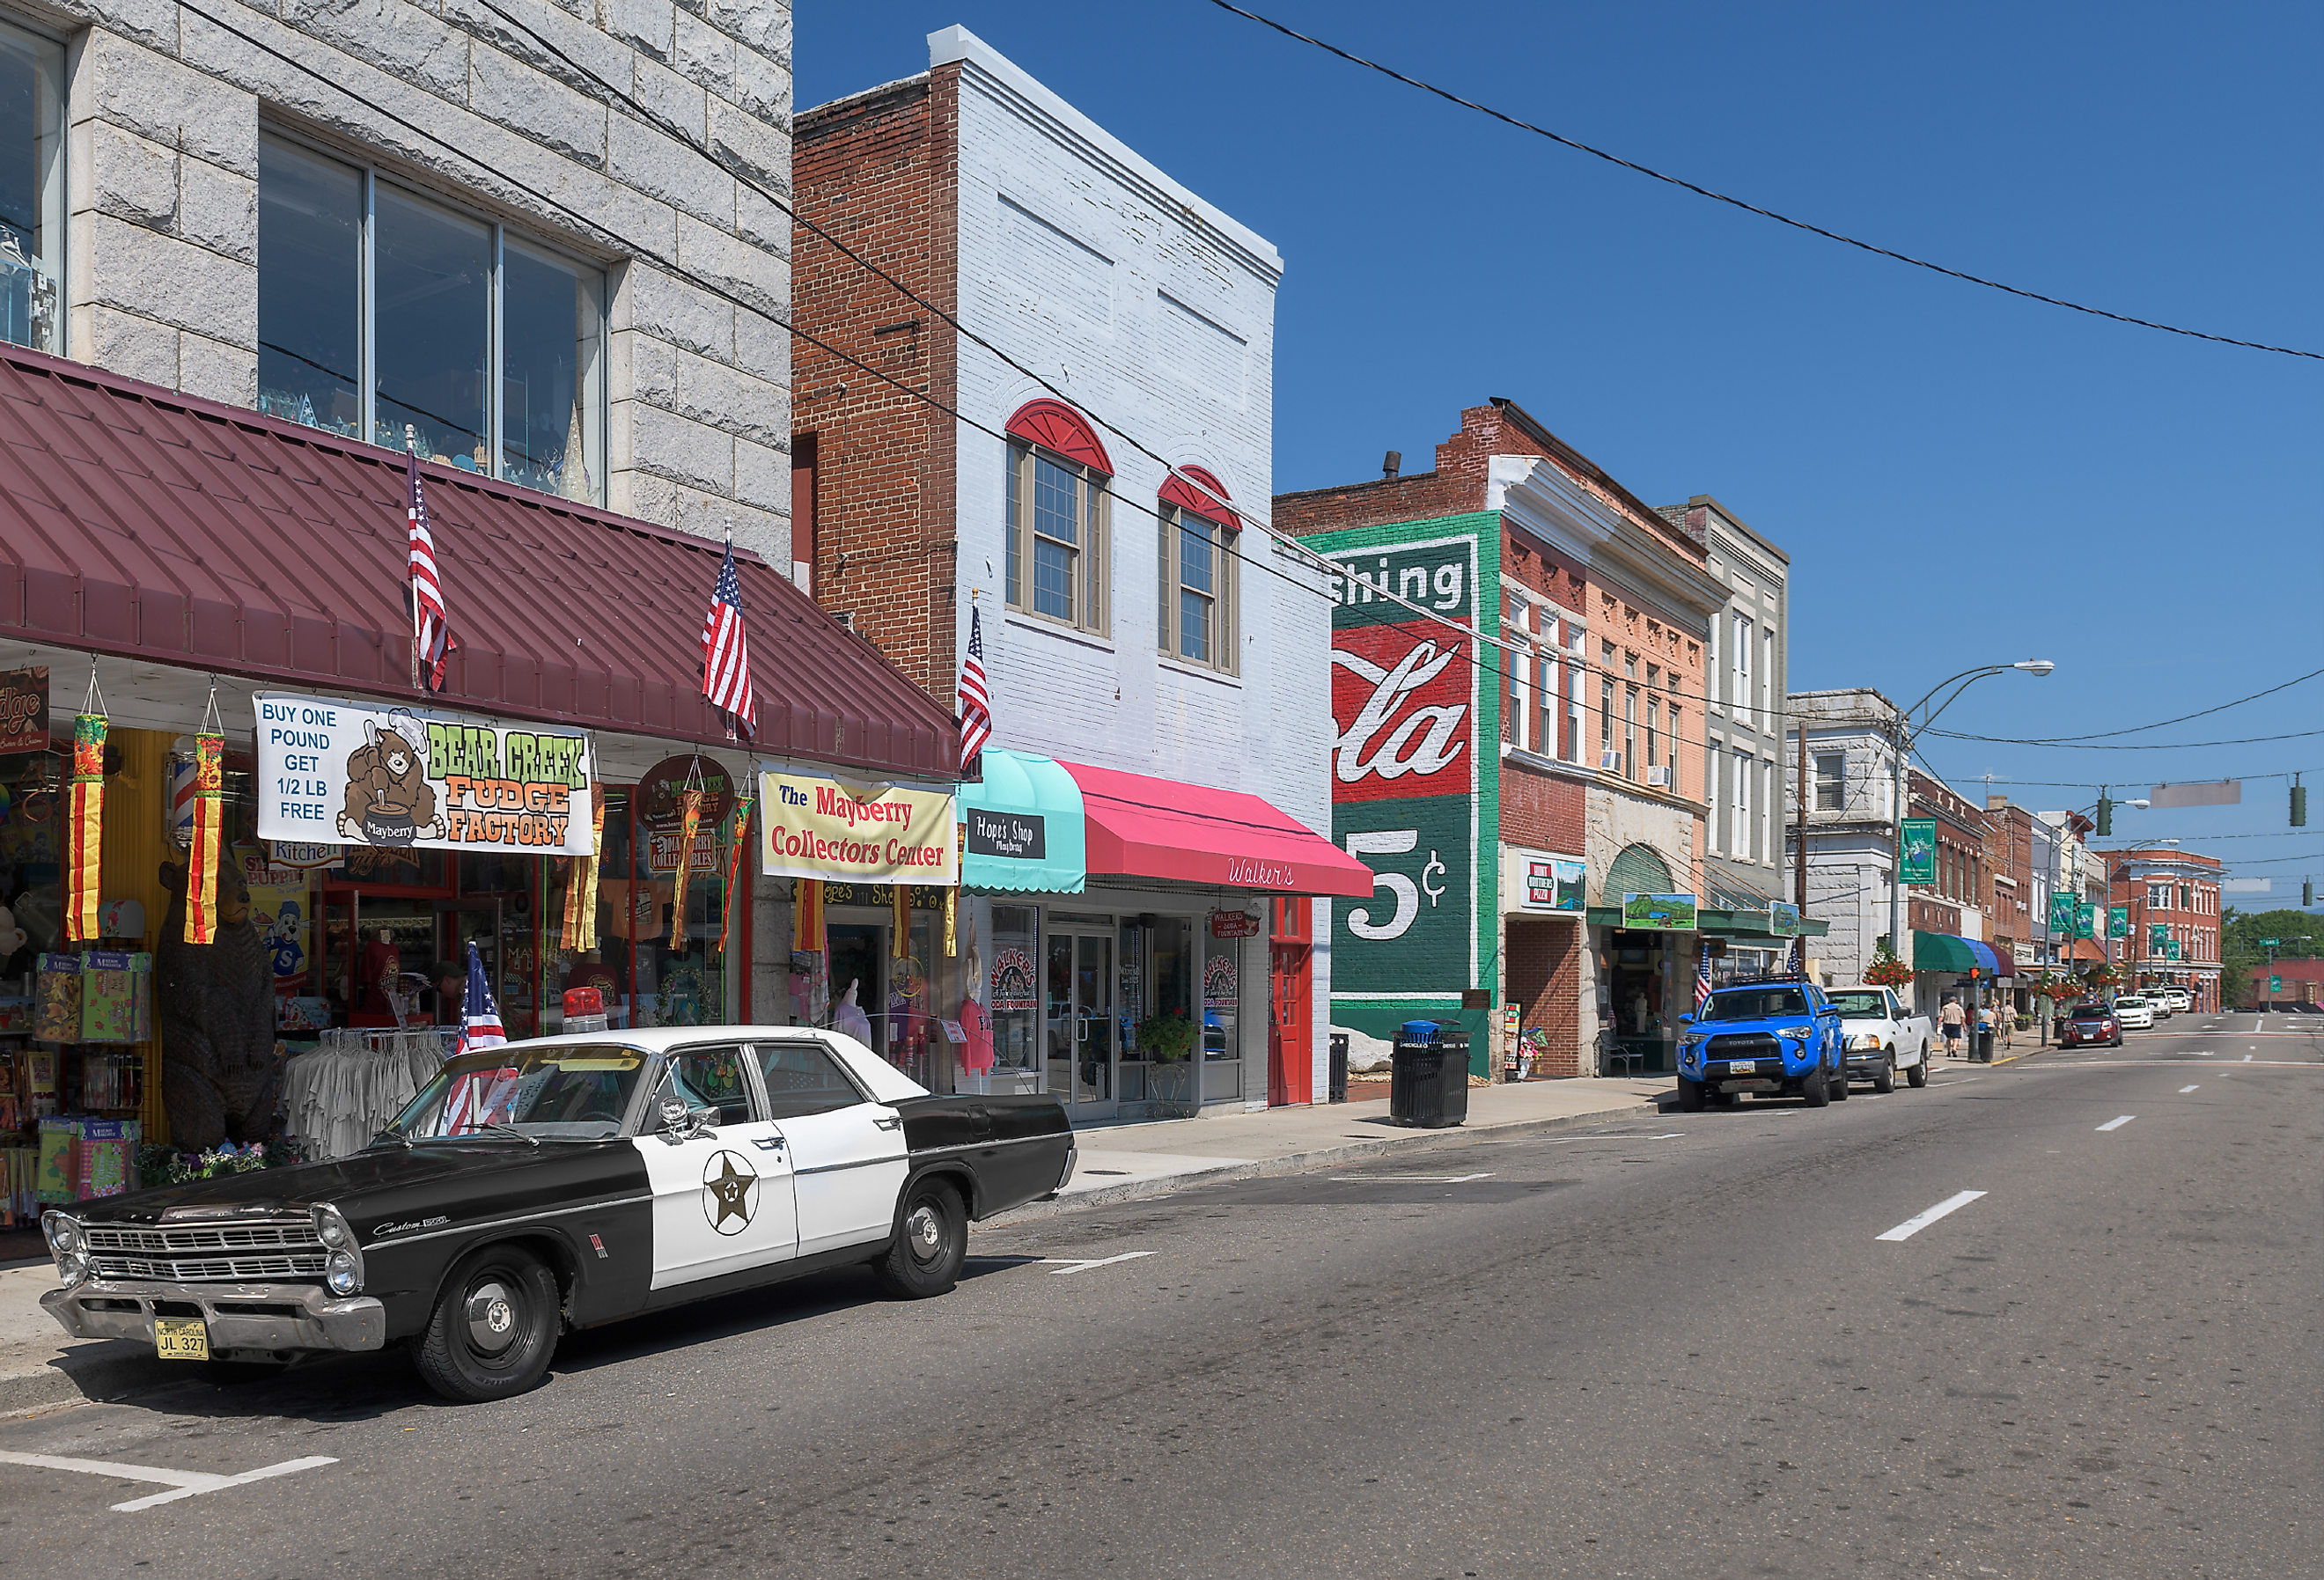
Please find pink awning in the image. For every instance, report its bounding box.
[1059,761,1374,899]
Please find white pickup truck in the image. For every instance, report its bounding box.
[1826,985,1934,1091]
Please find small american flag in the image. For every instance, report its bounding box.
[450,941,505,1058]
[957,604,993,767]
[701,532,756,739]
[1695,944,1714,1011]
[406,435,451,691]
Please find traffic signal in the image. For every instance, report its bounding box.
[2096,796,2113,837]
[2307,878,2316,908]
[2294,777,2307,828]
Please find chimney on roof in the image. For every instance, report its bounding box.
[1382,450,1401,480]
[1987,795,2010,811]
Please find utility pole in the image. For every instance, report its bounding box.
[1795,722,1809,976]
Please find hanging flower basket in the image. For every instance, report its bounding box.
[1862,952,1913,988]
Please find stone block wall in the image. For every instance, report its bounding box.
[45,0,790,557]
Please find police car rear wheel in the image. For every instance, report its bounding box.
[875,1177,965,1299]
[415,1244,559,1403]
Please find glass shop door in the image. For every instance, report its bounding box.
[1045,928,1116,1117]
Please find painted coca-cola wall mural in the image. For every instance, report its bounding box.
[1313,518,1499,1047]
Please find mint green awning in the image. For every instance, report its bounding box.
[960,749,1086,894]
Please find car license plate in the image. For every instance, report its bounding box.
[153,1317,209,1362]
[1725,1061,1761,1076]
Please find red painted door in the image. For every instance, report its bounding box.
[1268,899,1313,1106]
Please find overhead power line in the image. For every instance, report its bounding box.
[1924,725,2324,750]
[1205,0,2324,363]
[1926,665,2324,745]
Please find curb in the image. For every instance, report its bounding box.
[981,1097,1666,1227]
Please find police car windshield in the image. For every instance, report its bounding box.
[1826,992,1888,1019]
[1700,988,1810,1022]
[380,1046,648,1143]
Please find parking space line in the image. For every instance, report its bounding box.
[2096,1115,2136,1132]
[1876,1190,1987,1242]
[1327,1172,1497,1183]
[1040,1252,1155,1275]
[0,1449,337,1513]
[2180,1084,2199,1093]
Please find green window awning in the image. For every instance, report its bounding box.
[1912,930,1978,974]
[960,748,1086,893]
[1603,842,1674,904]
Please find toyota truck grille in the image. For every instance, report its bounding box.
[1706,1034,1782,1058]
[84,1220,327,1283]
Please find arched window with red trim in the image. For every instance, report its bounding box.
[1004,400,1112,635]
[1157,465,1239,674]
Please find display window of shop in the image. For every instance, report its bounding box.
[0,15,61,354]
[976,903,1043,1096]
[805,882,955,1094]
[255,131,607,504]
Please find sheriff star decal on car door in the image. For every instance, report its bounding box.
[703,1150,758,1234]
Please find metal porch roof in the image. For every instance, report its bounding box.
[0,344,956,779]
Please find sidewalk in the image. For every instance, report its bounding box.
[990,1073,1672,1224]
[0,1075,1674,1415]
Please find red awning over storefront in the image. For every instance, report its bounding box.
[2064,938,2108,963]
[1061,760,1374,898]
[0,346,956,778]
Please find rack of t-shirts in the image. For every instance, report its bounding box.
[282,1027,452,1161]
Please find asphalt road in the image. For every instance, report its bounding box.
[2,1013,2314,1578]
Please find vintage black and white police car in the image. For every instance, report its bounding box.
[41,1027,1076,1401]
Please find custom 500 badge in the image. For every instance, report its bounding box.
[702,1150,759,1235]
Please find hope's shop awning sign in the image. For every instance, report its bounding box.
[759,767,956,886]
[254,693,594,856]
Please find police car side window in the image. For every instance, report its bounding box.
[754,1041,865,1121]
[651,1045,759,1128]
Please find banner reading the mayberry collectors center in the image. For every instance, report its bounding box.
[253,694,594,856]
[1309,518,1495,1047]
[757,766,957,887]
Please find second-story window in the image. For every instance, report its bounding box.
[0,18,61,354]
[1004,401,1115,638]
[1815,753,1845,811]
[255,134,605,503]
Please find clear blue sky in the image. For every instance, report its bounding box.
[799,3,2323,895]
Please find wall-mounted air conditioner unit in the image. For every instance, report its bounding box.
[1646,765,1671,788]
[1599,750,1623,772]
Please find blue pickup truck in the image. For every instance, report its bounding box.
[1673,978,1848,1112]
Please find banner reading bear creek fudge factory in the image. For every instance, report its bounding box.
[253,694,593,856]
[758,767,956,886]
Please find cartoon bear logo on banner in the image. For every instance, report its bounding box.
[338,714,445,846]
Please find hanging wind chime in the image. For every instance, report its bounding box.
[668,756,707,951]
[562,768,605,953]
[63,664,109,943]
[716,789,754,959]
[183,681,226,944]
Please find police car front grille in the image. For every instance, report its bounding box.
[84,1219,327,1282]
[92,1253,329,1282]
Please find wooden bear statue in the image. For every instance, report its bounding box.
[157,853,282,1150]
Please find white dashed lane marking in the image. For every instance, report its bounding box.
[0,1450,337,1513]
[1040,1252,1155,1275]
[2180,1084,2200,1093]
[2096,1115,2136,1132]
[1876,1190,1988,1243]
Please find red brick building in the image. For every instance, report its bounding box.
[2107,847,2223,1010]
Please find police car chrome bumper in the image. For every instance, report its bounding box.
[42,1278,386,1354]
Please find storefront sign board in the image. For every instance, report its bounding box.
[758,768,956,886]
[1313,525,1487,1021]
[1899,819,1937,886]
[1509,849,1585,914]
[1209,909,1261,939]
[966,809,1045,859]
[1766,900,1800,937]
[0,665,47,754]
[637,753,737,832]
[1622,893,1699,931]
[253,694,593,856]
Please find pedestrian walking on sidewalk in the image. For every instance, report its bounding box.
[1995,1002,2014,1049]
[1939,995,1967,1058]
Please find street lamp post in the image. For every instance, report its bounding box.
[1886,662,2055,983]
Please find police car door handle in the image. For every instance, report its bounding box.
[751,1135,786,1151]
[872,1113,903,1131]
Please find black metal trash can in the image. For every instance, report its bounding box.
[1328,1033,1350,1103]
[1390,1020,1471,1128]
[1974,1022,1995,1062]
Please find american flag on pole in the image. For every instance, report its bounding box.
[449,941,505,1060]
[957,604,993,767]
[406,434,452,691]
[701,530,756,739]
[1695,944,1714,1012]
